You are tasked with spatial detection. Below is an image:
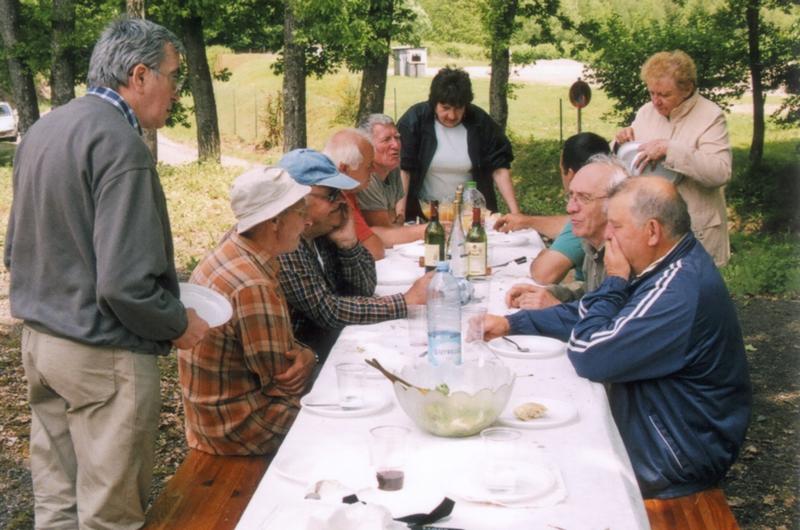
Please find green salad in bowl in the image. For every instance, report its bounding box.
[392,361,515,437]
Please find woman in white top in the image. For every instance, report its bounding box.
[397,67,520,221]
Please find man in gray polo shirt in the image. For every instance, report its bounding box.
[358,114,426,246]
[4,18,207,529]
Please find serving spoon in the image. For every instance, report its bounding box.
[364,358,431,395]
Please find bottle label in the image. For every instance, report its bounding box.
[427,331,462,365]
[449,243,466,277]
[424,244,442,267]
[465,242,487,276]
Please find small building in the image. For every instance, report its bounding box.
[392,46,428,78]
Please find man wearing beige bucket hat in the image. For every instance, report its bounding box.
[178,166,318,456]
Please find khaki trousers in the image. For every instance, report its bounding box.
[21,326,161,530]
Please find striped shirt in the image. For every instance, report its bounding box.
[86,86,141,134]
[278,236,406,356]
[178,230,310,456]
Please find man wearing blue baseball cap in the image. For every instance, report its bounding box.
[278,149,431,361]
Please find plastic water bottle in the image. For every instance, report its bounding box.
[461,181,486,229]
[426,262,462,366]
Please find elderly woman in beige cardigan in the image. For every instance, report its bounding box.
[615,50,731,266]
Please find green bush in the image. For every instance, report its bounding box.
[723,233,800,298]
[726,148,800,234]
[332,78,360,126]
[506,135,564,215]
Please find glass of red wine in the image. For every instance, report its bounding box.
[370,425,411,491]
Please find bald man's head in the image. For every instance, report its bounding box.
[322,129,375,192]
[609,176,691,240]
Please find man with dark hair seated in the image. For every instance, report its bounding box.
[484,176,751,499]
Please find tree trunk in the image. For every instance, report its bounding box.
[127,0,158,161]
[355,0,393,125]
[180,9,220,163]
[356,54,389,126]
[487,0,517,132]
[51,0,76,107]
[282,0,306,151]
[126,0,144,17]
[489,46,510,131]
[0,0,40,135]
[746,0,764,165]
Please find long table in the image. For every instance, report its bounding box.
[236,230,651,529]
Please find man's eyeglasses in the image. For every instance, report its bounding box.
[285,205,308,217]
[149,65,186,92]
[309,188,343,203]
[564,191,607,206]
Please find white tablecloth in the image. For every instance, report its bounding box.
[237,230,651,530]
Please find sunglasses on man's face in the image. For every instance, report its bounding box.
[309,188,343,203]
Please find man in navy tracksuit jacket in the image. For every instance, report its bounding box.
[487,177,751,499]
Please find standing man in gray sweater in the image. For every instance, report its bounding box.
[4,18,208,529]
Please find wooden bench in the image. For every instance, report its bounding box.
[146,450,739,529]
[644,488,740,530]
[143,449,270,530]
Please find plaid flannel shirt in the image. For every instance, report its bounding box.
[178,231,309,456]
[278,236,406,352]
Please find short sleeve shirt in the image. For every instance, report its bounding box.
[344,193,375,242]
[549,221,585,281]
[357,169,405,213]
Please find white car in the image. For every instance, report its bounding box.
[0,102,18,141]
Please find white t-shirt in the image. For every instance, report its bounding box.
[420,120,471,202]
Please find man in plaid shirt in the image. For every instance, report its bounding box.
[278,149,431,360]
[179,167,316,456]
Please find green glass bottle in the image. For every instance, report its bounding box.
[465,206,487,277]
[424,200,445,271]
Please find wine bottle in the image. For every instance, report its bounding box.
[446,185,466,278]
[465,206,487,277]
[423,200,445,271]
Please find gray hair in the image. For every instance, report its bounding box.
[585,153,629,191]
[609,177,691,239]
[357,113,396,137]
[322,128,371,170]
[87,17,185,90]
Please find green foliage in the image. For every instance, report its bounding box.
[726,147,800,233]
[259,90,284,150]
[769,18,800,127]
[510,43,561,64]
[332,78,360,125]
[156,0,284,52]
[417,0,484,44]
[425,42,487,64]
[723,232,800,298]
[506,135,565,215]
[577,4,749,124]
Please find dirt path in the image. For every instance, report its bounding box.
[157,133,251,167]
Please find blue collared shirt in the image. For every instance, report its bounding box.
[87,86,141,134]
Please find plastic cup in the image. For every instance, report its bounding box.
[335,363,365,410]
[407,305,428,348]
[468,276,492,308]
[480,427,521,493]
[369,425,410,491]
[462,304,488,345]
